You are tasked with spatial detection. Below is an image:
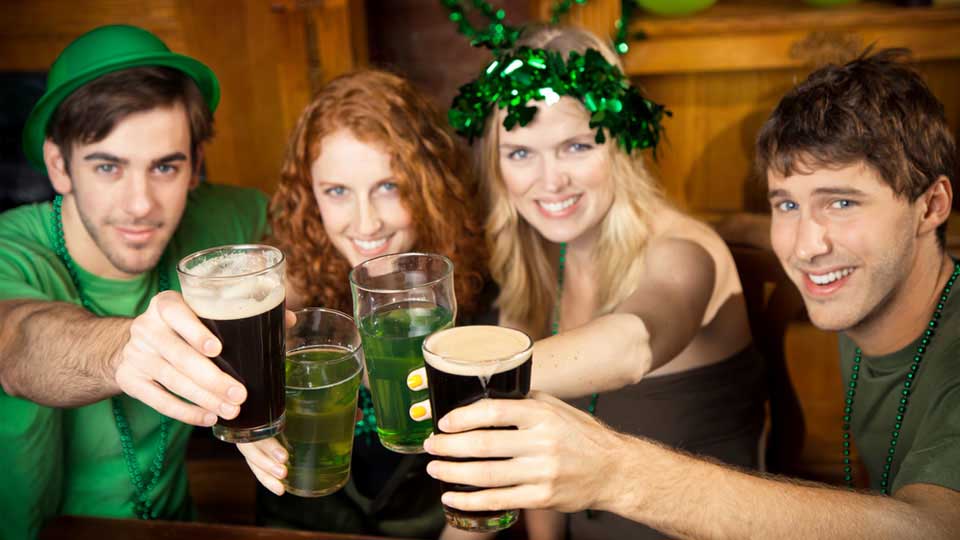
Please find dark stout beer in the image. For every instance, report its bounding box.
[423,326,533,532]
[178,245,287,443]
[199,298,286,433]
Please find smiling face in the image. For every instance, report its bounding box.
[311,129,416,266]
[497,97,614,245]
[52,102,197,278]
[768,162,923,332]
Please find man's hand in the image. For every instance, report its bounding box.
[423,391,623,513]
[114,291,248,426]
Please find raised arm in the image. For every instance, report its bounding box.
[0,292,248,426]
[529,238,716,398]
[0,299,128,406]
[425,394,960,540]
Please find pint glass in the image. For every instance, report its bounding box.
[283,308,363,497]
[178,244,286,443]
[349,253,456,453]
[422,325,533,532]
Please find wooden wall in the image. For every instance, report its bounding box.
[0,0,368,196]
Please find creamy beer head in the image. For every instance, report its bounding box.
[423,325,532,376]
[179,246,285,320]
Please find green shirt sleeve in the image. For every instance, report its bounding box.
[0,206,68,540]
[893,339,960,493]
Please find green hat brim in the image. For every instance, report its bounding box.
[22,51,220,173]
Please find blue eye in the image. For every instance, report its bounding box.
[325,186,347,197]
[508,148,529,160]
[831,199,856,209]
[379,181,398,192]
[568,142,592,153]
[775,200,798,212]
[154,164,177,175]
[95,163,117,174]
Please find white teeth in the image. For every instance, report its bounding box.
[538,195,580,213]
[809,267,854,285]
[354,238,387,251]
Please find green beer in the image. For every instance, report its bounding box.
[359,301,453,453]
[283,346,362,497]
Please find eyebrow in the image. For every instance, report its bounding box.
[82,152,188,167]
[152,152,188,167]
[83,152,128,165]
[499,132,597,149]
[768,186,868,199]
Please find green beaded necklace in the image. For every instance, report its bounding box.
[842,261,959,495]
[51,195,173,520]
[553,242,600,416]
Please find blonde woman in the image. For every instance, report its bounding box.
[471,26,766,540]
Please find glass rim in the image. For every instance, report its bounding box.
[176,244,285,280]
[422,325,533,367]
[348,252,454,294]
[286,308,363,386]
[287,307,361,357]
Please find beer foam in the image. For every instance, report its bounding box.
[423,326,531,376]
[183,275,285,320]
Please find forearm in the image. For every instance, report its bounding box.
[530,313,651,398]
[0,300,127,406]
[603,436,950,540]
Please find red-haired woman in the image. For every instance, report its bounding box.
[238,69,491,539]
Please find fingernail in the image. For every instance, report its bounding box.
[438,417,449,430]
[228,386,245,403]
[203,413,217,426]
[220,403,238,417]
[422,435,434,452]
[411,405,427,419]
[204,339,220,355]
[272,449,288,462]
[273,465,286,478]
[425,462,438,477]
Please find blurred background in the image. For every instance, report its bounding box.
[1,0,959,529]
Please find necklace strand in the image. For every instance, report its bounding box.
[843,261,959,494]
[52,195,172,519]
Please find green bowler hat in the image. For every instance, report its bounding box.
[22,24,220,173]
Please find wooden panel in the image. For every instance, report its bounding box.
[175,0,313,194]
[531,0,620,35]
[625,23,960,75]
[0,0,369,195]
[0,0,183,71]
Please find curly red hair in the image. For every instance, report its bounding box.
[270,69,488,318]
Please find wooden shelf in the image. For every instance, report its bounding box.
[624,1,960,75]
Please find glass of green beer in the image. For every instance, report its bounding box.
[282,308,364,497]
[349,253,456,453]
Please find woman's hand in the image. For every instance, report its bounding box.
[237,437,289,496]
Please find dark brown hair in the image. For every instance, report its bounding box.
[756,48,956,244]
[48,66,214,171]
[269,69,488,318]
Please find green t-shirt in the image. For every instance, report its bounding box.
[839,270,960,494]
[0,183,268,540]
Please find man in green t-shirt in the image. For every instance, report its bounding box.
[420,51,960,536]
[0,25,269,539]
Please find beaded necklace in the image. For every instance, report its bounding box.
[51,195,172,520]
[552,242,599,415]
[842,261,959,495]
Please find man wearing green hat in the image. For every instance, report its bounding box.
[0,25,269,538]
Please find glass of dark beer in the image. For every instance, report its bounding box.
[178,244,286,443]
[349,252,456,454]
[422,325,533,532]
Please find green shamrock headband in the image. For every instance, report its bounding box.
[442,0,670,153]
